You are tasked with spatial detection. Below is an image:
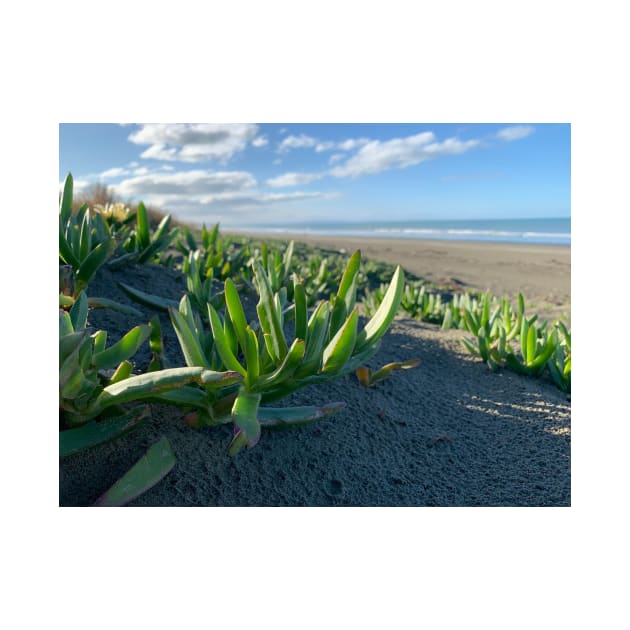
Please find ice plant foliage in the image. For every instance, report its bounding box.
[59,175,407,503]
[59,292,239,440]
[108,201,179,269]
[355,359,420,387]
[59,174,117,294]
[164,250,405,455]
[362,274,571,391]
[546,322,571,393]
[176,222,252,283]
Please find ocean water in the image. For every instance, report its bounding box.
[227,217,571,246]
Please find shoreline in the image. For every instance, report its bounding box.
[226,232,571,321]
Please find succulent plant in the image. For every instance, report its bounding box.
[158,250,405,455]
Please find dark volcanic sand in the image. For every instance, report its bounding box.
[59,261,570,507]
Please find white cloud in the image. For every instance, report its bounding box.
[278,134,318,152]
[252,135,269,147]
[260,191,336,203]
[266,172,324,187]
[128,123,259,163]
[337,138,370,151]
[278,134,377,155]
[329,132,480,177]
[315,141,335,152]
[139,144,178,161]
[103,168,337,223]
[315,138,370,153]
[113,170,256,199]
[328,153,344,164]
[496,125,535,141]
[272,158,282,165]
[99,167,128,179]
[156,189,340,225]
[64,165,173,189]
[156,190,330,208]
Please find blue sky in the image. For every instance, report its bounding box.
[59,123,570,226]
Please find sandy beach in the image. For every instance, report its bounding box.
[228,233,571,321]
[60,235,570,507]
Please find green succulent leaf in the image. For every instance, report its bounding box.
[169,306,211,368]
[96,366,241,410]
[59,173,74,224]
[109,360,133,384]
[520,318,529,359]
[258,402,346,427]
[147,386,212,409]
[244,327,260,388]
[148,315,163,355]
[355,265,404,354]
[93,436,176,507]
[282,240,295,277]
[59,222,81,269]
[76,239,117,287]
[92,324,151,371]
[69,290,88,331]
[60,331,85,365]
[461,337,478,356]
[496,327,506,359]
[224,277,249,352]
[254,338,305,390]
[208,303,247,377]
[441,308,453,330]
[60,407,149,458]
[527,331,557,369]
[136,228,178,264]
[59,310,74,337]
[330,250,360,337]
[78,212,91,262]
[253,261,288,363]
[464,309,479,334]
[86,297,143,317]
[136,202,150,250]
[118,282,180,311]
[361,359,420,386]
[92,329,107,354]
[151,214,172,243]
[525,324,537,365]
[323,307,359,374]
[480,291,490,328]
[59,294,74,309]
[108,251,140,269]
[60,337,92,399]
[228,389,262,456]
[337,250,361,310]
[329,297,347,343]
[293,278,307,341]
[296,301,330,377]
[478,328,489,362]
